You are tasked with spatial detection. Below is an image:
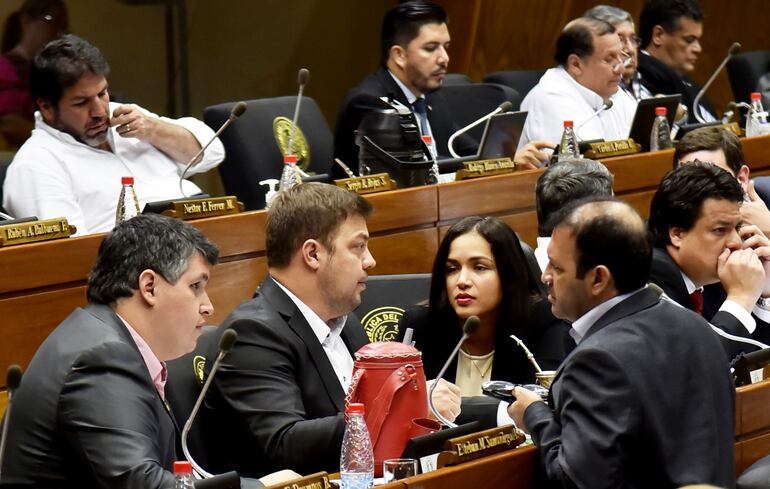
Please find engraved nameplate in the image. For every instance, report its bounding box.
[435,425,525,468]
[263,471,332,489]
[161,196,243,220]
[455,157,515,180]
[0,217,75,247]
[334,173,396,195]
[584,138,641,159]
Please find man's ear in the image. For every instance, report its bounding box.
[390,44,407,71]
[37,98,56,125]
[589,265,614,296]
[651,25,666,47]
[137,269,158,306]
[737,165,751,188]
[566,53,583,77]
[300,239,322,271]
[669,226,686,249]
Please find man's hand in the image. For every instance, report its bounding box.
[513,140,556,169]
[507,386,543,433]
[741,180,770,237]
[719,246,766,310]
[111,104,157,142]
[426,378,461,424]
[740,224,770,297]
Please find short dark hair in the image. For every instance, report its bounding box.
[381,1,448,65]
[428,216,542,339]
[87,214,219,305]
[554,198,651,294]
[31,34,110,106]
[673,127,744,175]
[555,17,615,66]
[536,157,614,237]
[266,183,373,269]
[639,0,704,49]
[648,162,743,249]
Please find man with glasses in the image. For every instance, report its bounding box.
[637,0,716,123]
[519,17,637,150]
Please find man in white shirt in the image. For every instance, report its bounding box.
[519,17,637,150]
[2,34,224,235]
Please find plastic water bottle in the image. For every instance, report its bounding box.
[115,176,140,225]
[557,120,579,162]
[279,154,300,191]
[746,92,770,137]
[340,403,374,489]
[422,135,439,185]
[173,461,194,489]
[650,106,672,151]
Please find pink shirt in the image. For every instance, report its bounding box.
[119,315,167,400]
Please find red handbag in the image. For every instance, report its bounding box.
[346,342,440,475]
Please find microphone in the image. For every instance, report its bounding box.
[428,316,480,427]
[448,101,513,158]
[182,329,238,478]
[287,68,310,157]
[693,42,741,123]
[0,364,23,479]
[179,101,247,197]
[732,347,770,386]
[575,99,613,140]
[722,101,737,124]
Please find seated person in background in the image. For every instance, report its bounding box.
[509,198,735,488]
[637,0,716,123]
[519,17,637,150]
[333,1,551,176]
[199,183,461,478]
[648,162,770,359]
[675,126,770,235]
[2,34,224,235]
[0,0,67,148]
[397,216,573,403]
[534,156,614,272]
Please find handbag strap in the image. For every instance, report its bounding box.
[366,364,418,446]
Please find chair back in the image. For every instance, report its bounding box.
[439,83,521,143]
[727,50,770,105]
[483,70,545,101]
[353,274,431,342]
[204,97,333,210]
[443,73,473,86]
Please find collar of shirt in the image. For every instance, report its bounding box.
[554,65,606,112]
[388,70,421,106]
[34,110,117,152]
[117,314,167,400]
[569,289,640,343]
[273,279,348,344]
[679,271,701,295]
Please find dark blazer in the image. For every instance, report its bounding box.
[637,51,716,124]
[333,67,476,179]
[524,288,735,489]
[649,246,770,359]
[200,277,369,478]
[0,304,176,489]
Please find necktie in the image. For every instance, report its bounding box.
[690,289,704,316]
[412,98,429,136]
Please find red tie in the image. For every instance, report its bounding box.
[690,290,704,316]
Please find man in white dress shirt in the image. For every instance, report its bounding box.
[2,34,224,235]
[519,17,637,150]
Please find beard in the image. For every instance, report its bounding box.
[53,112,109,148]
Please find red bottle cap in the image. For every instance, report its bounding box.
[346,402,365,414]
[655,106,667,116]
[121,176,134,185]
[563,120,573,127]
[751,92,761,101]
[421,135,434,144]
[173,461,192,474]
[283,154,298,164]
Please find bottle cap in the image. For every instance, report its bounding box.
[563,120,573,128]
[346,402,365,414]
[173,461,193,474]
[751,92,761,101]
[655,106,667,116]
[121,176,134,185]
[421,135,434,144]
[283,154,298,164]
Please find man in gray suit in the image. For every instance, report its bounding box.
[509,198,735,488]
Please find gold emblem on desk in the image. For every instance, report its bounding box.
[273,116,311,171]
[455,157,516,180]
[0,217,75,247]
[160,196,244,220]
[583,138,641,159]
[436,425,525,468]
[262,472,331,489]
[361,306,404,342]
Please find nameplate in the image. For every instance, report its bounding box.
[455,158,515,180]
[334,173,396,195]
[263,472,332,489]
[160,196,243,220]
[584,138,641,159]
[0,217,75,247]
[436,425,524,468]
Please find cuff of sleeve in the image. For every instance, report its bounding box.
[753,301,770,325]
[522,400,551,438]
[721,300,757,334]
[497,401,515,427]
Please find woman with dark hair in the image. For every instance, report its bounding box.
[0,0,67,147]
[398,216,572,396]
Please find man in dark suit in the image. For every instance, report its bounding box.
[0,214,220,488]
[200,183,462,478]
[648,163,770,360]
[509,198,735,488]
[637,0,716,123]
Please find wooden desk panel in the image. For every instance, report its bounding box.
[369,228,439,275]
[197,211,267,258]
[604,149,672,194]
[367,185,437,233]
[207,258,267,325]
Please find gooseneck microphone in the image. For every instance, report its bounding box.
[693,42,741,123]
[428,316,480,428]
[179,101,248,197]
[287,68,310,157]
[448,101,513,158]
[722,101,737,124]
[0,364,23,479]
[575,99,614,140]
[182,329,238,478]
